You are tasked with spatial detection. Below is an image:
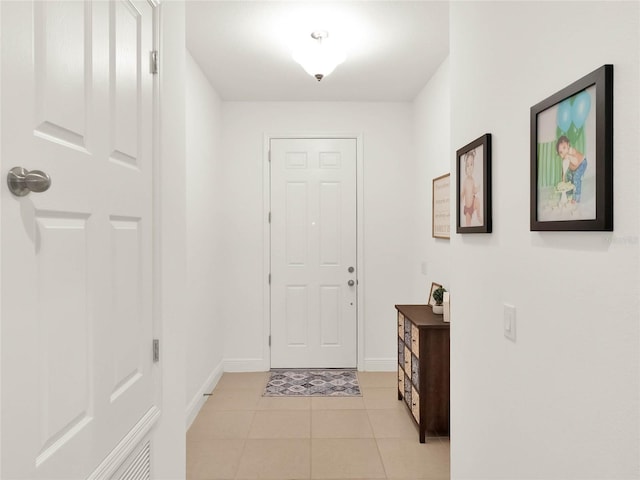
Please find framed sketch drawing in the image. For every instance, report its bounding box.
[432,173,450,239]
[456,134,492,234]
[530,64,613,231]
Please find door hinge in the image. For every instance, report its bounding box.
[149,50,159,74]
[268,335,271,347]
[268,150,271,162]
[268,212,271,223]
[153,339,160,362]
[268,273,271,284]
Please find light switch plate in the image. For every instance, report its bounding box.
[504,304,516,341]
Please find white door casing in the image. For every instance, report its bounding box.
[270,138,357,368]
[1,1,157,478]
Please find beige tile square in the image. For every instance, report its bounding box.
[187,410,255,441]
[311,396,365,410]
[361,387,406,410]
[357,371,397,388]
[377,438,450,479]
[312,410,373,438]
[187,439,245,480]
[367,409,419,439]
[215,372,269,391]
[235,438,311,479]
[201,389,260,411]
[311,439,385,479]
[248,410,310,438]
[257,396,311,410]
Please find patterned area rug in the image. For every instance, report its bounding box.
[263,369,361,397]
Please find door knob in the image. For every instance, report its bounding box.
[348,280,355,286]
[7,167,51,197]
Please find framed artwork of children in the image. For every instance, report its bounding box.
[530,64,613,231]
[456,133,492,234]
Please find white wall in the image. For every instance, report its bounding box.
[220,102,416,371]
[448,2,639,479]
[185,51,224,426]
[412,58,451,298]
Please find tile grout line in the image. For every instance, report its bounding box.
[309,430,313,480]
[232,408,258,480]
[363,404,390,479]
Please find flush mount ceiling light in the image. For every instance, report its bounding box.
[292,31,346,82]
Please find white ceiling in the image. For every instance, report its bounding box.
[186,1,449,101]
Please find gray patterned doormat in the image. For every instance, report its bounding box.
[263,369,361,397]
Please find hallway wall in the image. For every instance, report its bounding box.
[447,2,639,478]
[185,51,225,425]
[220,102,416,371]
[411,58,451,298]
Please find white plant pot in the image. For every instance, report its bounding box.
[432,304,443,314]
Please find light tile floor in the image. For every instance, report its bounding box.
[187,371,450,480]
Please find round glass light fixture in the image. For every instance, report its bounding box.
[292,31,346,81]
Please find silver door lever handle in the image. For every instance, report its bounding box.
[7,167,52,196]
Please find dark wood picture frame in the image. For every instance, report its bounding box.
[456,133,492,234]
[530,64,613,231]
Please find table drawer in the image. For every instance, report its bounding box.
[404,346,411,373]
[411,387,420,423]
[411,324,420,357]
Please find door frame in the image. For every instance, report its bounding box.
[263,133,365,371]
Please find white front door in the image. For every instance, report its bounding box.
[1,2,157,478]
[270,138,357,368]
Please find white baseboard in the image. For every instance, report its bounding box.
[185,361,224,430]
[223,357,269,372]
[363,357,396,371]
[221,357,393,372]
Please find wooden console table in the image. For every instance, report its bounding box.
[396,304,450,443]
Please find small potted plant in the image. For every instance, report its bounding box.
[432,286,447,314]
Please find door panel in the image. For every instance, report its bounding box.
[37,213,92,466]
[319,182,340,265]
[34,1,88,148]
[285,182,308,266]
[319,286,340,345]
[271,138,357,368]
[1,1,156,478]
[113,0,141,165]
[109,216,143,403]
[286,286,308,346]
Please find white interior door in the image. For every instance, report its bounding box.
[1,1,157,478]
[270,138,357,368]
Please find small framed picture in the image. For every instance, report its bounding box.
[432,173,450,239]
[530,64,613,231]
[428,282,442,307]
[456,133,492,233]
